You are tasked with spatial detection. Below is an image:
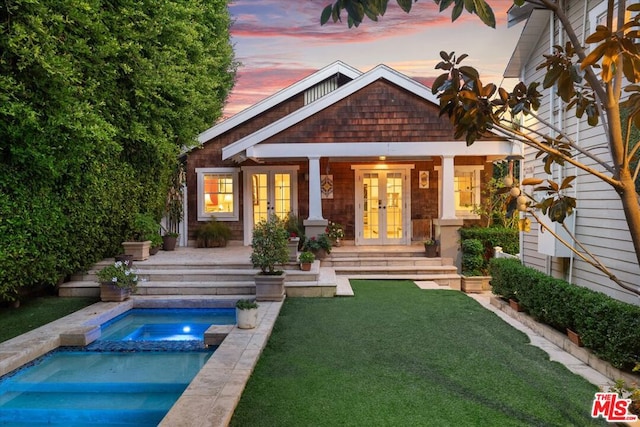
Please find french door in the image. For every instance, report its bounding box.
[242,167,298,244]
[354,166,412,245]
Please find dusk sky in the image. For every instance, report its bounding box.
[223,0,523,118]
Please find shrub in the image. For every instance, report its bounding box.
[250,215,289,274]
[195,219,232,248]
[461,239,485,276]
[489,258,640,371]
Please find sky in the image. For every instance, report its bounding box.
[223,0,524,118]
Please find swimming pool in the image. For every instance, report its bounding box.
[0,308,235,426]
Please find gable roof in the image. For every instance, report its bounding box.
[504,6,550,78]
[221,63,441,160]
[196,61,362,144]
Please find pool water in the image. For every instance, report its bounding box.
[99,308,236,341]
[0,308,235,426]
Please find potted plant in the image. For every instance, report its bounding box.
[460,238,491,293]
[122,213,159,261]
[235,299,259,329]
[96,260,138,302]
[326,221,345,246]
[250,215,289,301]
[162,162,184,251]
[299,251,315,271]
[302,233,332,260]
[162,231,179,251]
[423,238,438,257]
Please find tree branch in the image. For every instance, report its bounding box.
[519,108,615,173]
[490,123,622,189]
[528,210,639,295]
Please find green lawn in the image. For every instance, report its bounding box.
[231,280,606,426]
[0,296,98,343]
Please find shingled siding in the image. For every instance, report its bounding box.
[262,80,457,144]
[188,79,492,244]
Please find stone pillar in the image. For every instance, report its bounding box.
[433,218,464,290]
[304,156,328,238]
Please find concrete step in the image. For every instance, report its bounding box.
[333,265,458,276]
[323,257,445,267]
[330,250,424,259]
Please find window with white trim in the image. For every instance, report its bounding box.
[454,166,482,217]
[196,168,239,221]
[435,165,483,218]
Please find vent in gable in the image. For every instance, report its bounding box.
[304,75,339,105]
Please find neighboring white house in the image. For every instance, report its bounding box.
[504,1,640,305]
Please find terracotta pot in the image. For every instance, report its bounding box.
[566,329,584,347]
[311,248,327,260]
[509,298,524,312]
[300,262,312,271]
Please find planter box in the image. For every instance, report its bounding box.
[100,283,131,302]
[288,238,300,262]
[122,241,151,261]
[254,272,286,301]
[461,276,491,293]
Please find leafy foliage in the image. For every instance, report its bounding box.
[490,258,640,371]
[322,0,640,294]
[250,215,290,274]
[0,0,235,301]
[320,0,495,28]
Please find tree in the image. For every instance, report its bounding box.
[0,0,235,301]
[322,0,640,296]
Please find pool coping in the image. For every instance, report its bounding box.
[0,296,283,427]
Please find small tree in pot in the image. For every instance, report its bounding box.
[250,215,289,301]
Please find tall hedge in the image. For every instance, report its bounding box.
[0,0,235,301]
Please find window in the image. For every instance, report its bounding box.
[435,165,483,218]
[454,170,478,213]
[196,168,239,221]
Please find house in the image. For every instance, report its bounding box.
[186,61,515,267]
[504,1,640,304]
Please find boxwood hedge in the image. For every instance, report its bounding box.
[489,258,640,371]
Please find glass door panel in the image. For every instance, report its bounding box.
[252,174,269,225]
[362,173,380,241]
[273,173,291,219]
[386,173,403,240]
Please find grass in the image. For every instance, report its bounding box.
[231,280,607,426]
[0,296,98,343]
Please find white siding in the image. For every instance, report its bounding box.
[516,0,640,304]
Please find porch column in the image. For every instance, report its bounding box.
[440,155,457,220]
[304,156,328,238]
[435,155,463,288]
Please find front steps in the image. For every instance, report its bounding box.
[58,246,460,298]
[58,258,334,298]
[328,247,460,289]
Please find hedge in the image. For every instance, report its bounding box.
[489,258,640,371]
[459,226,519,274]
